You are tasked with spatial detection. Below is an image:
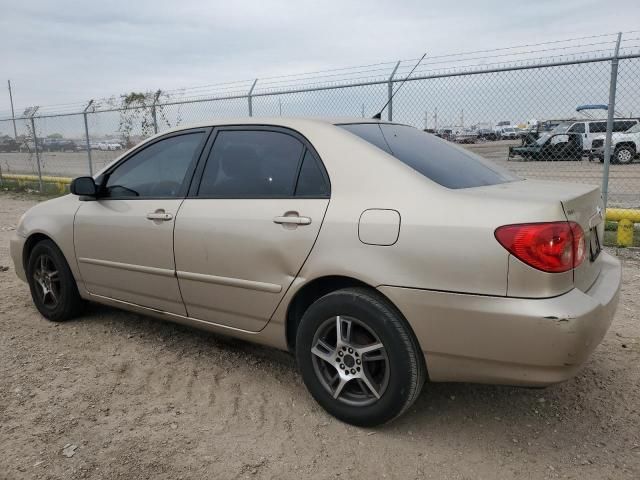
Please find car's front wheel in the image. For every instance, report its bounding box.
[26,240,84,321]
[296,288,425,427]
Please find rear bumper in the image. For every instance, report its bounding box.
[378,252,621,387]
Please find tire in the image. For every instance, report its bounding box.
[614,145,635,165]
[26,240,84,321]
[296,287,426,427]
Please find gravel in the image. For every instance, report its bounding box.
[1,192,639,479]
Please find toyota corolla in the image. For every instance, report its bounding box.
[10,118,621,426]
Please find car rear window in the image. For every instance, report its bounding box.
[338,123,517,189]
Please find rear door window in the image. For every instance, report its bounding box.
[339,123,516,189]
[198,130,304,197]
[589,122,607,133]
[295,150,330,197]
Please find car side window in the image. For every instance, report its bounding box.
[104,133,204,198]
[568,123,585,134]
[613,120,636,132]
[198,130,304,197]
[589,122,607,133]
[295,150,329,197]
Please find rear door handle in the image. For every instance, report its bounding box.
[146,210,173,221]
[273,215,312,226]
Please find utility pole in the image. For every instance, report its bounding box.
[278,99,282,116]
[434,107,438,130]
[362,103,365,118]
[460,109,464,128]
[424,110,428,130]
[8,80,18,139]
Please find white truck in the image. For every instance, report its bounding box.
[590,122,640,164]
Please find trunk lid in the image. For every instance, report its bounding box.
[561,186,604,292]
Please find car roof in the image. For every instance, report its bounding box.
[154,116,402,137]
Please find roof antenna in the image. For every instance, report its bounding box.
[372,53,427,120]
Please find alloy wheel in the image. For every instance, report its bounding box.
[616,148,633,164]
[32,254,61,308]
[310,315,390,406]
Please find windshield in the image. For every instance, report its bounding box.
[626,123,640,134]
[551,122,572,134]
[339,123,517,189]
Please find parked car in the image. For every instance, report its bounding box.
[476,128,498,141]
[41,138,79,152]
[0,137,20,152]
[590,122,640,164]
[509,133,583,161]
[454,129,478,144]
[98,141,122,151]
[10,118,620,427]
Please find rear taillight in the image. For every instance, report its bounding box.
[495,221,585,273]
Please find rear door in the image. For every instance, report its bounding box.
[174,127,330,331]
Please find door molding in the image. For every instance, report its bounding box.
[176,270,282,293]
[78,257,176,278]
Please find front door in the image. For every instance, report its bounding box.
[74,130,209,315]
[174,128,331,331]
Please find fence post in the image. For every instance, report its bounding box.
[248,79,258,117]
[387,61,401,121]
[83,100,94,176]
[152,90,161,134]
[28,107,43,192]
[602,32,622,209]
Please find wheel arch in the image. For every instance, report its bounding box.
[22,232,58,272]
[615,141,636,152]
[285,275,421,354]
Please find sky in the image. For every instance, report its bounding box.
[2,0,640,116]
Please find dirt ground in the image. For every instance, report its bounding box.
[1,192,639,480]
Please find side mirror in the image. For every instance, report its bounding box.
[70,176,97,197]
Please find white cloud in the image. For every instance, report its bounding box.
[2,0,639,111]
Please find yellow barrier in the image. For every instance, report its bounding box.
[0,173,72,195]
[1,173,72,184]
[606,208,640,247]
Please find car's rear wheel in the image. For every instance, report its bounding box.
[296,288,425,427]
[26,240,84,321]
[614,145,635,164]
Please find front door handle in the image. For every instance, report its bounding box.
[273,215,312,226]
[146,210,173,221]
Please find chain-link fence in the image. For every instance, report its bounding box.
[1,32,640,209]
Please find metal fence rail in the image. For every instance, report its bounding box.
[1,32,640,208]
